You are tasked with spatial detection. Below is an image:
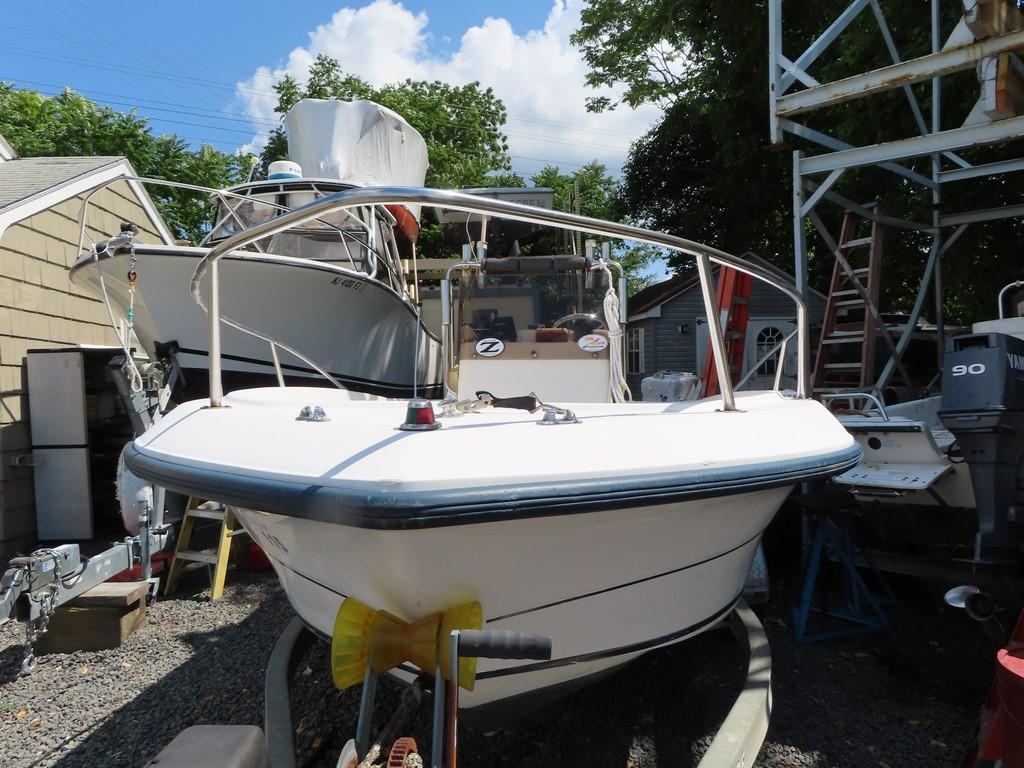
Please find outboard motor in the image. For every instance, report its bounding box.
[939,332,1024,563]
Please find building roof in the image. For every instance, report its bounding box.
[628,269,700,317]
[0,156,122,210]
[0,155,174,245]
[628,253,826,320]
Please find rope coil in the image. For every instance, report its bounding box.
[595,261,631,404]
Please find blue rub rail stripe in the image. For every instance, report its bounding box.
[125,441,861,530]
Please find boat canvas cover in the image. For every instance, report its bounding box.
[285,99,428,217]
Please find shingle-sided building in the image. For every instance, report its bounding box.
[0,140,173,555]
[625,258,827,397]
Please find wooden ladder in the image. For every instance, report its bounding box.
[702,267,753,397]
[165,499,243,600]
[812,211,885,392]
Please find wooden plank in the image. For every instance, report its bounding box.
[67,581,148,608]
[36,598,146,654]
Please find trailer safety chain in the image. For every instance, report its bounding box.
[125,238,141,392]
[355,743,381,768]
[126,242,138,328]
[19,549,64,675]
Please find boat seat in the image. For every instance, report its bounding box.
[535,328,573,342]
[491,316,517,341]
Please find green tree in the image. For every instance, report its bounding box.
[532,162,658,292]
[0,84,252,244]
[573,1,1023,325]
[259,54,510,188]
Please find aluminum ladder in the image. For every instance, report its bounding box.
[702,266,753,397]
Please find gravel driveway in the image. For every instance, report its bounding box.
[0,570,991,768]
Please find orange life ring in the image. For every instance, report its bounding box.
[386,204,420,243]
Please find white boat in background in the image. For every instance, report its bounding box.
[831,394,975,510]
[124,187,861,711]
[829,280,1024,563]
[70,99,443,400]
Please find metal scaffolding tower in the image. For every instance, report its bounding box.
[769,0,1024,397]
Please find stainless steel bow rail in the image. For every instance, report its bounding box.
[193,186,812,410]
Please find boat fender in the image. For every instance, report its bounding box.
[117,446,149,536]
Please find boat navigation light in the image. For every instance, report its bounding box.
[399,399,441,431]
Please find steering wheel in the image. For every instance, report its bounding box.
[552,312,606,330]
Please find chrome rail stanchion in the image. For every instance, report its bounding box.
[696,254,736,411]
[269,343,286,388]
[208,259,224,407]
[774,335,790,391]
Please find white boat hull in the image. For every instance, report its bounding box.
[70,246,443,398]
[126,388,860,711]
[234,486,785,707]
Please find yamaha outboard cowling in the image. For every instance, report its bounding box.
[939,332,1024,563]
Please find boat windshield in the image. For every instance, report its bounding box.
[264,230,371,266]
[421,263,610,346]
[465,271,606,341]
[202,181,400,284]
[206,186,363,243]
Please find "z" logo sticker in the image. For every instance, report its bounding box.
[475,337,505,357]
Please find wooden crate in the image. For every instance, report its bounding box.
[36,581,148,654]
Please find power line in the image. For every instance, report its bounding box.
[14,76,635,173]
[0,42,648,142]
[22,83,631,158]
[11,78,282,127]
[68,0,230,114]
[7,1,207,116]
[0,25,643,140]
[10,81,603,171]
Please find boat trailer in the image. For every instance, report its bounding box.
[146,600,772,768]
[0,489,167,674]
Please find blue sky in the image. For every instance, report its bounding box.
[0,0,661,180]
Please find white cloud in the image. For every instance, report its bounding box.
[234,0,662,178]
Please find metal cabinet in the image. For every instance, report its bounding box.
[26,347,133,540]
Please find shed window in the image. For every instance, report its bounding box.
[755,326,784,375]
[627,327,646,373]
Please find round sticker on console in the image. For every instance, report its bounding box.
[475,337,505,357]
[577,333,609,352]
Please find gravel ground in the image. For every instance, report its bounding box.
[0,567,993,768]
